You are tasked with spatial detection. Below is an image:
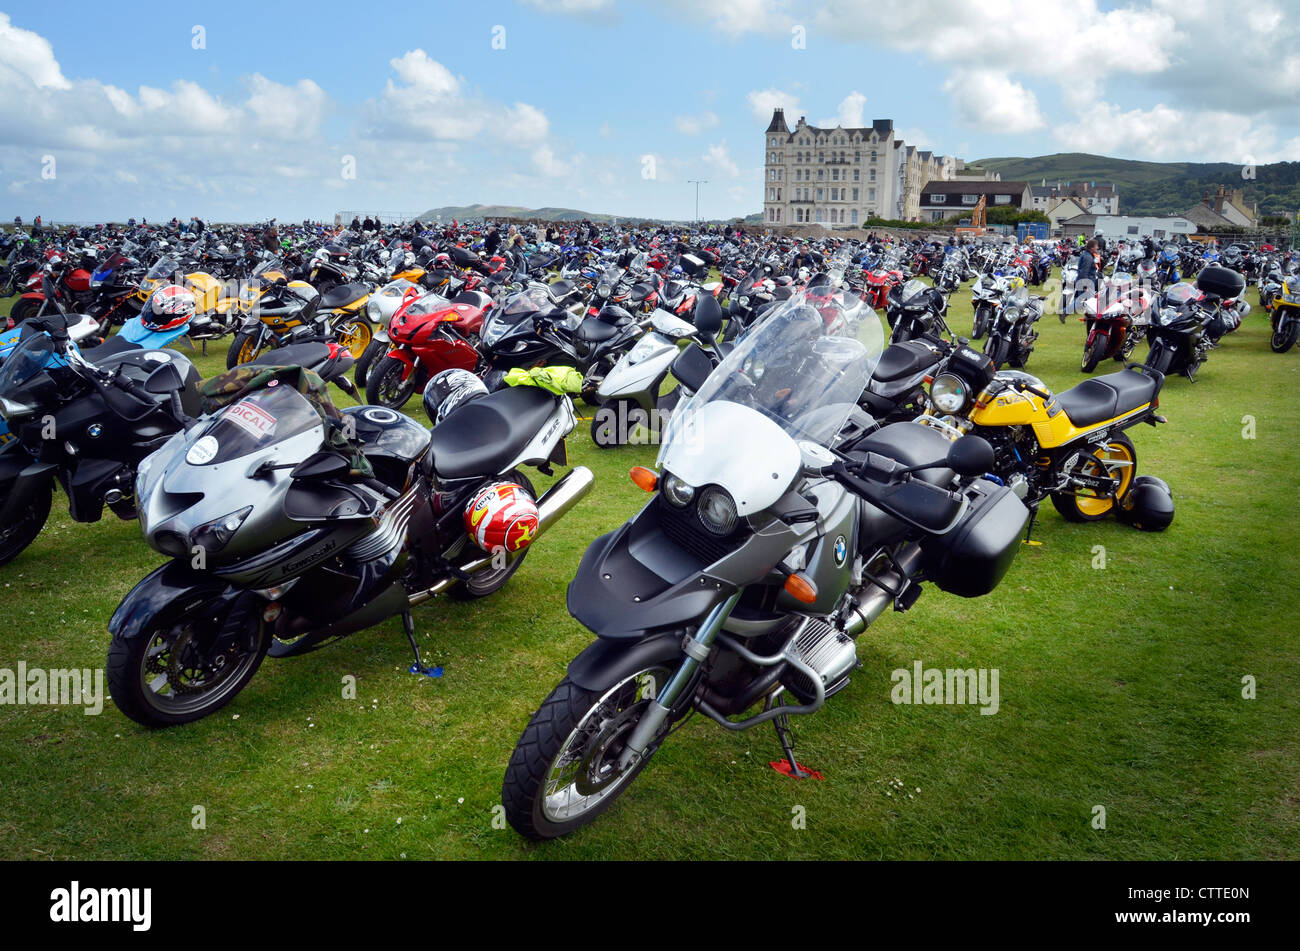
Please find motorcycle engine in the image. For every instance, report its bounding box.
[780,617,858,703]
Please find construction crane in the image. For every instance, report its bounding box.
[954,195,987,237]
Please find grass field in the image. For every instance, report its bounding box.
[1,273,1297,861]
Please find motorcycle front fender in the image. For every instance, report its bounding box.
[0,455,56,525]
[566,631,689,693]
[109,560,239,642]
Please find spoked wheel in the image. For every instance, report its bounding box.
[502,664,674,839]
[106,595,269,727]
[364,355,420,409]
[334,316,373,359]
[0,481,52,567]
[450,471,533,601]
[1051,433,1136,522]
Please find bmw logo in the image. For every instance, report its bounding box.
[833,535,847,567]
[86,423,103,438]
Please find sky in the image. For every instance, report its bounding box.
[2,0,1298,223]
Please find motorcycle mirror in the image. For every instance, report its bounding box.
[143,361,184,395]
[694,294,723,335]
[290,451,351,481]
[946,435,995,477]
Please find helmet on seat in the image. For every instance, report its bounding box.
[144,284,196,332]
[423,368,488,425]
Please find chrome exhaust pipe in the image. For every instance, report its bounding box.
[408,465,594,605]
[840,544,924,638]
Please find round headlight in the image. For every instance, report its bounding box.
[697,487,737,535]
[930,373,970,414]
[366,299,380,319]
[662,473,694,507]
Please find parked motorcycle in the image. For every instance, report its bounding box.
[105,367,593,726]
[364,288,485,408]
[500,292,1028,838]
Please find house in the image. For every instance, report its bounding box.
[1045,196,1088,231]
[1030,180,1119,216]
[1094,215,1196,241]
[918,180,1032,223]
[1185,186,1256,229]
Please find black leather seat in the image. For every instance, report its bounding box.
[247,341,331,368]
[873,340,939,383]
[1056,370,1158,428]
[576,317,620,342]
[854,422,955,486]
[82,333,140,360]
[319,283,367,309]
[428,385,559,480]
[547,280,575,299]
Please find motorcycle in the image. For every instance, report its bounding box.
[591,295,724,447]
[1079,273,1153,372]
[105,366,592,726]
[500,292,1028,838]
[364,288,485,408]
[982,278,1044,370]
[885,278,949,344]
[921,343,1166,526]
[1266,271,1300,354]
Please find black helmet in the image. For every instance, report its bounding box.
[422,368,487,425]
[1116,475,1174,531]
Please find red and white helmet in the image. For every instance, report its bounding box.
[145,284,196,332]
[464,482,540,553]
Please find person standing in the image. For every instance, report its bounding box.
[1071,238,1101,320]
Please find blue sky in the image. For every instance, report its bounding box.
[3,0,1297,222]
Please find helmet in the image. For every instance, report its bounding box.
[144,284,196,332]
[1116,475,1174,531]
[422,368,487,425]
[464,481,540,553]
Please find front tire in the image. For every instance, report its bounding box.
[1081,334,1107,373]
[106,595,269,727]
[353,338,388,388]
[226,329,267,369]
[364,354,420,409]
[501,664,673,839]
[0,480,52,567]
[1270,317,1299,354]
[9,297,40,325]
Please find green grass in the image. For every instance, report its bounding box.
[1,274,1298,861]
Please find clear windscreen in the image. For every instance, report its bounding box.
[660,291,885,453]
[0,333,56,394]
[192,384,322,465]
[146,256,179,280]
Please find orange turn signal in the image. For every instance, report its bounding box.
[630,466,659,492]
[784,573,818,604]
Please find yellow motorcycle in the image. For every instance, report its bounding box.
[134,254,240,337]
[918,343,1167,525]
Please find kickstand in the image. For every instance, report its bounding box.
[402,612,442,678]
[774,711,811,778]
[1022,503,1042,546]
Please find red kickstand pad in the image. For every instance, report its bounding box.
[769,760,824,780]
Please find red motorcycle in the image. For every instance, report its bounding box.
[9,251,95,325]
[363,287,492,408]
[1079,274,1154,372]
[862,267,904,311]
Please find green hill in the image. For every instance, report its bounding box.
[416,202,754,226]
[972,152,1300,219]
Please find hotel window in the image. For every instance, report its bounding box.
[853,169,860,181]
[816,188,823,200]
[931,193,945,203]
[993,194,1011,204]
[853,188,859,201]
[869,169,876,181]
[961,194,978,205]
[851,209,858,224]
[871,150,877,162]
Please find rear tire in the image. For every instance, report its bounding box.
[501,665,673,839]
[9,298,40,325]
[334,316,373,360]
[0,480,52,567]
[364,354,420,409]
[1270,318,1299,354]
[1050,433,1136,523]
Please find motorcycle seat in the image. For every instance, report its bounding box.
[547,280,575,300]
[428,384,560,480]
[245,341,354,381]
[319,283,368,309]
[873,340,941,383]
[82,333,140,360]
[1056,370,1158,427]
[576,317,620,342]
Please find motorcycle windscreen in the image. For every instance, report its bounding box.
[660,288,883,478]
[186,385,322,466]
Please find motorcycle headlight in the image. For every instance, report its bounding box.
[662,472,695,507]
[697,486,737,535]
[190,506,252,554]
[597,282,611,298]
[366,299,380,320]
[481,318,506,346]
[625,334,660,366]
[929,373,970,414]
[0,395,37,421]
[739,295,750,307]
[1158,307,1178,326]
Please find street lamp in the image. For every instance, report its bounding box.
[687,180,708,224]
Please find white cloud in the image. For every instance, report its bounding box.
[817,90,866,129]
[0,13,69,90]
[1054,101,1295,163]
[943,69,1045,133]
[747,87,800,122]
[703,141,740,177]
[675,111,719,135]
[532,144,571,177]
